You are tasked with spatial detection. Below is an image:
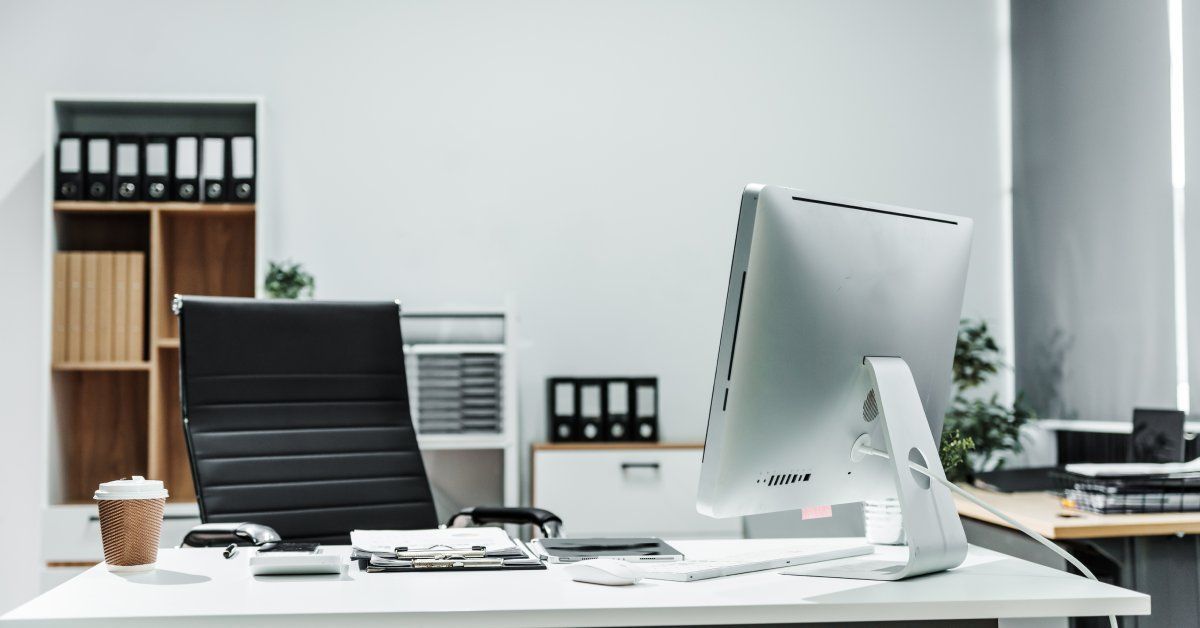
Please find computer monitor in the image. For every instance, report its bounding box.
[697,184,973,580]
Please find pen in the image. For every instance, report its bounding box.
[223,543,238,559]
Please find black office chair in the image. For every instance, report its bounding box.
[174,296,560,544]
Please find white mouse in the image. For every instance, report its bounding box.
[565,559,645,586]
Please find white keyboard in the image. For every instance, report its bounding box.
[638,543,873,582]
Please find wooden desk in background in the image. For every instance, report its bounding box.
[955,485,1200,628]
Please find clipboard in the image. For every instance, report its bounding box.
[350,528,546,573]
[352,539,546,573]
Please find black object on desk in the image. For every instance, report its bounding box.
[1131,408,1186,463]
[972,466,1062,493]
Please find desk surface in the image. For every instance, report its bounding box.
[2,538,1147,627]
[954,484,1200,539]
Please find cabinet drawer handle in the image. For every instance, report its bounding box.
[621,462,661,471]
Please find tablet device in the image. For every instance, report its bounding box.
[530,537,684,563]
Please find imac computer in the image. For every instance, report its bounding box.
[697,184,973,580]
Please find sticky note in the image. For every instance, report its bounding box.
[802,505,833,520]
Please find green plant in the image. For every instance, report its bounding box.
[264,260,315,299]
[939,430,975,480]
[940,318,1034,482]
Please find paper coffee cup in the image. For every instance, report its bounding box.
[94,476,168,572]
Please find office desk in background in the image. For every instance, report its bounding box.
[1,539,1146,627]
[955,485,1198,628]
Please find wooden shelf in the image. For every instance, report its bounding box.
[55,201,254,214]
[53,371,149,501]
[48,97,259,512]
[52,361,150,372]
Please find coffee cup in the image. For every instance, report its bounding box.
[94,476,168,572]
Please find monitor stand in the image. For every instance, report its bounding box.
[783,356,968,581]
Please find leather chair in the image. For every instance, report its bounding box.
[174,296,559,544]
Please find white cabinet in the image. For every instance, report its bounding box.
[532,444,742,539]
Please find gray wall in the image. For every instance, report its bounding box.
[1013,0,1177,421]
[0,0,1009,611]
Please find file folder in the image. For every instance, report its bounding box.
[84,136,113,200]
[603,380,633,441]
[172,136,200,201]
[113,254,128,361]
[201,136,228,202]
[230,135,255,202]
[144,136,171,201]
[114,136,143,201]
[55,135,83,200]
[631,378,659,442]
[578,380,603,441]
[66,253,83,361]
[81,252,99,361]
[548,378,577,442]
[96,254,113,361]
[52,253,68,363]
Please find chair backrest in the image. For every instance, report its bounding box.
[177,296,438,543]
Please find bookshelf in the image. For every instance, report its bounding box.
[43,96,263,511]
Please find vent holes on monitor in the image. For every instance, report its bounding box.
[863,389,879,422]
[758,472,812,487]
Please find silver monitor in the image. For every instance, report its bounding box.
[697,184,972,580]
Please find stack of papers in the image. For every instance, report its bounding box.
[1065,457,1200,477]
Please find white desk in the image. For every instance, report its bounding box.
[1,539,1148,627]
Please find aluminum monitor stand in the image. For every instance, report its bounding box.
[784,357,968,581]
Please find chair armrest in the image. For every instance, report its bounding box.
[181,522,282,547]
[447,506,564,538]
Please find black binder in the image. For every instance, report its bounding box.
[577,380,603,441]
[603,379,633,441]
[84,135,113,200]
[230,135,256,202]
[201,135,228,202]
[172,135,200,201]
[548,379,577,442]
[113,135,143,201]
[55,134,83,200]
[631,378,659,442]
[143,136,171,201]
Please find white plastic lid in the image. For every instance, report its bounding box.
[94,476,169,501]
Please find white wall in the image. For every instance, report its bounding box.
[0,0,1008,611]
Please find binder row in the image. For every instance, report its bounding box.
[407,352,504,434]
[548,377,658,443]
[55,134,256,203]
[52,252,145,363]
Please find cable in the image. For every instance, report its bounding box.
[856,443,1117,628]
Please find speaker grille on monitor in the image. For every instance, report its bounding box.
[863,389,879,422]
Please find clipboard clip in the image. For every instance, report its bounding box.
[393,544,487,559]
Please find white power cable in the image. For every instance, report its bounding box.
[857,443,1117,628]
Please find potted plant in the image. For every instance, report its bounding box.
[264,260,315,299]
[941,318,1034,482]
